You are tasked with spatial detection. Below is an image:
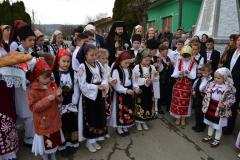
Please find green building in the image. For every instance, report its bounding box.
[147,0,202,32]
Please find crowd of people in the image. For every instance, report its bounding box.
[0,19,240,160]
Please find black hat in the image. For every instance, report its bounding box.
[146,39,159,49]
[112,21,125,28]
[74,26,84,34]
[17,25,35,41]
[132,34,141,43]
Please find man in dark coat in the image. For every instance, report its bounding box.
[223,35,240,134]
[201,38,220,73]
[106,21,131,65]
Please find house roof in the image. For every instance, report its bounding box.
[148,0,170,9]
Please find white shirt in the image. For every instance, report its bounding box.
[72,46,81,71]
[194,53,204,69]
[230,49,240,72]
[206,50,212,61]
[168,49,181,66]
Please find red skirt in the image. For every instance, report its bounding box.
[170,78,192,118]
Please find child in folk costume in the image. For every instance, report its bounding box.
[15,25,36,146]
[28,59,64,160]
[97,49,115,119]
[192,64,213,132]
[158,45,173,114]
[52,48,79,150]
[109,51,135,136]
[132,49,159,131]
[170,46,197,126]
[202,67,236,147]
[77,43,108,153]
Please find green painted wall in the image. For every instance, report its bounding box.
[147,0,202,32]
[147,0,178,31]
[182,0,202,31]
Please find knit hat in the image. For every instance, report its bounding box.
[17,25,35,41]
[29,59,52,82]
[34,29,44,40]
[84,24,96,32]
[1,25,10,31]
[135,25,143,30]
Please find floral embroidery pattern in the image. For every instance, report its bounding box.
[0,113,18,155]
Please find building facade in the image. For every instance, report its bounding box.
[147,0,202,32]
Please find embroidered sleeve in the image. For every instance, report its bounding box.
[112,69,128,94]
[77,64,98,100]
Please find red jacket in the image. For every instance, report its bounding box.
[28,81,63,136]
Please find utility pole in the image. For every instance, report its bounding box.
[178,0,183,28]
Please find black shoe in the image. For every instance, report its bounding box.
[195,127,205,132]
[116,130,126,137]
[158,110,165,115]
[123,131,130,136]
[192,126,197,131]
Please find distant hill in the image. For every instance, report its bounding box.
[35,24,83,38]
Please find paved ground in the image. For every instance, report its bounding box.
[17,113,240,160]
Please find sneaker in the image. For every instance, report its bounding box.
[86,142,97,153]
[105,134,111,138]
[136,123,143,131]
[211,139,220,148]
[93,142,102,150]
[123,128,130,135]
[237,153,240,158]
[142,123,149,130]
[202,136,212,142]
[116,128,125,137]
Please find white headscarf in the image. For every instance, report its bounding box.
[215,67,234,85]
[84,24,96,32]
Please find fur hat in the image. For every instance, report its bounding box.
[17,25,35,41]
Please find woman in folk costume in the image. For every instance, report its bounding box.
[0,27,31,160]
[202,67,236,147]
[170,46,197,126]
[52,48,79,150]
[28,59,64,160]
[76,43,108,153]
[132,49,159,131]
[109,51,135,136]
[49,30,70,56]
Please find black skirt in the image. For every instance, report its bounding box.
[61,112,78,144]
[82,89,107,139]
[135,85,155,122]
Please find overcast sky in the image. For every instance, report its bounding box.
[19,0,114,24]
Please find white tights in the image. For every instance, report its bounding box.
[207,126,222,140]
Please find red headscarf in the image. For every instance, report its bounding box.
[112,51,131,71]
[52,48,71,71]
[9,20,27,45]
[29,59,52,82]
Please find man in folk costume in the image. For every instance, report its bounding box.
[106,21,131,65]
[170,46,197,126]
